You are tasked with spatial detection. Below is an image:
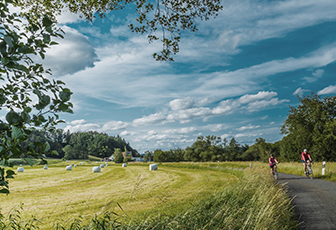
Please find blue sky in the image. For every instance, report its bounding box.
[37,0,336,153]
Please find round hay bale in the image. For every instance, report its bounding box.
[149,164,157,171]
[43,165,48,170]
[66,165,72,171]
[122,163,127,167]
[92,166,101,173]
[17,167,24,172]
[100,164,105,168]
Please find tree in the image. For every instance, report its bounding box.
[113,148,124,163]
[144,150,152,162]
[15,0,222,62]
[280,93,336,161]
[0,0,73,194]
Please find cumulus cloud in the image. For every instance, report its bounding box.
[101,121,129,131]
[120,131,137,136]
[239,91,278,104]
[318,85,336,95]
[64,122,100,133]
[44,26,99,76]
[168,97,195,110]
[133,113,167,126]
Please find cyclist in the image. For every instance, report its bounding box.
[301,149,313,175]
[269,154,278,175]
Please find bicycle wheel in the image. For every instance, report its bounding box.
[274,169,278,180]
[309,169,314,179]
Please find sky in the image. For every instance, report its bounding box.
[35,0,336,153]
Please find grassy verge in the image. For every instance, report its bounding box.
[276,161,336,182]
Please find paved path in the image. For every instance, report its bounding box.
[277,173,336,230]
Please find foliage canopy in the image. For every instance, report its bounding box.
[280,93,336,161]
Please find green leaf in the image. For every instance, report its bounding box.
[42,16,53,27]
[44,142,50,152]
[5,169,15,179]
[6,111,20,125]
[23,158,34,166]
[4,36,13,48]
[0,188,9,195]
[1,57,10,65]
[59,91,71,102]
[12,126,24,139]
[51,150,59,156]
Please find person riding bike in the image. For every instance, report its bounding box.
[269,154,278,175]
[301,149,313,175]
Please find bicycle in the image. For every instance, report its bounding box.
[305,161,314,179]
[272,163,278,180]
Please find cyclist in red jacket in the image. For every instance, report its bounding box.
[301,149,312,175]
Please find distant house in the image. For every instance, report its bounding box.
[122,151,133,159]
[103,154,114,162]
[132,156,144,162]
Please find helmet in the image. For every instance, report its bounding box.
[304,149,307,152]
[270,154,274,157]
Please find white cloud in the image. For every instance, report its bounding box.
[239,91,278,104]
[44,26,99,76]
[64,123,100,133]
[247,98,290,112]
[133,113,167,126]
[101,121,129,131]
[237,124,260,131]
[235,133,260,138]
[167,107,212,123]
[147,130,157,136]
[318,85,336,95]
[303,69,325,83]
[68,119,86,125]
[293,87,310,96]
[168,97,195,110]
[164,127,197,134]
[120,131,137,136]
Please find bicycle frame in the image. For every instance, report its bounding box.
[272,163,278,180]
[305,161,313,179]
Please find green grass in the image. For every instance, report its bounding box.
[1,163,235,229]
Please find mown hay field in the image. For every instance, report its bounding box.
[1,161,239,229]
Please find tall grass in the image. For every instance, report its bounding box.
[0,167,297,229]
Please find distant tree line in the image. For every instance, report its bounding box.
[147,93,336,163]
[147,136,279,163]
[20,130,138,160]
[21,93,336,163]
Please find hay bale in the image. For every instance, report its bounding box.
[74,164,77,167]
[66,165,72,171]
[149,164,157,171]
[100,164,105,168]
[17,167,24,172]
[92,166,101,173]
[122,163,127,167]
[106,163,109,166]
[43,165,48,170]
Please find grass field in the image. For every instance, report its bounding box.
[1,161,238,229]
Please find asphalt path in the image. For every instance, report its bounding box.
[277,173,336,230]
